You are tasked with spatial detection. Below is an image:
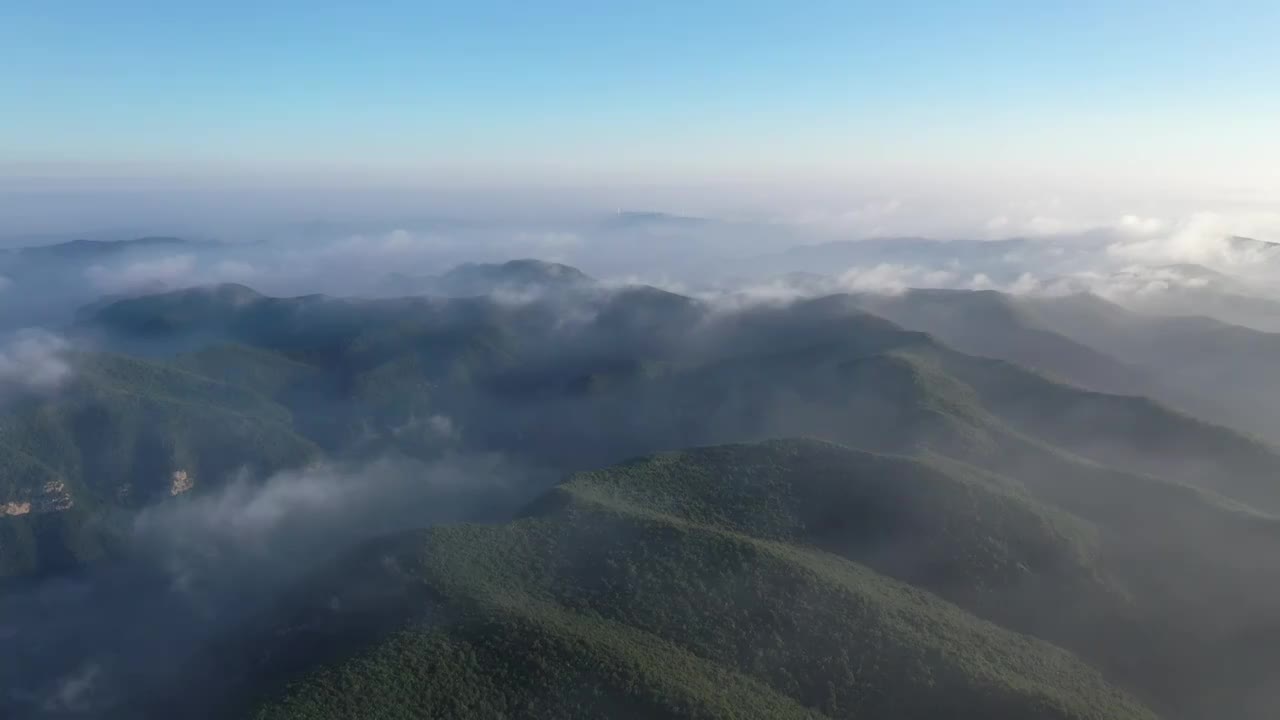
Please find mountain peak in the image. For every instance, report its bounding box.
[445,258,592,282]
[383,258,594,297]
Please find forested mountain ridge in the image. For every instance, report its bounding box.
[160,440,1159,720]
[8,281,1280,580]
[152,438,1280,719]
[75,283,1280,508]
[6,276,1280,719]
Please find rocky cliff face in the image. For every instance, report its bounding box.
[170,470,194,496]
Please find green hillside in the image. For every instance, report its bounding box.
[1020,291,1280,442]
[583,440,1280,720]
[383,258,596,296]
[174,440,1154,720]
[846,289,1267,446]
[850,289,1150,396]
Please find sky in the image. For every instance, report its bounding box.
[2,1,1279,234]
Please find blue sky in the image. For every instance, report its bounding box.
[2,1,1278,195]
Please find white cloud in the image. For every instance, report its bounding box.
[85,254,198,293]
[1024,216,1075,236]
[981,213,1097,239]
[427,414,457,438]
[41,663,101,713]
[967,273,996,290]
[131,454,521,595]
[1006,272,1042,295]
[513,231,581,249]
[211,259,257,281]
[1107,212,1280,270]
[1116,214,1166,236]
[323,229,452,262]
[0,329,72,398]
[986,264,1232,302]
[835,264,957,294]
[392,413,461,442]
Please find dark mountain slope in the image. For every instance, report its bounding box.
[437,258,593,294]
[910,344,1280,513]
[850,289,1149,395]
[845,289,1256,441]
[1021,292,1280,440]
[566,439,1112,617]
[83,285,1280,512]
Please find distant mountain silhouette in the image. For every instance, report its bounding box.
[383,258,595,296]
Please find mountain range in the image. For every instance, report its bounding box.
[5,255,1280,718]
